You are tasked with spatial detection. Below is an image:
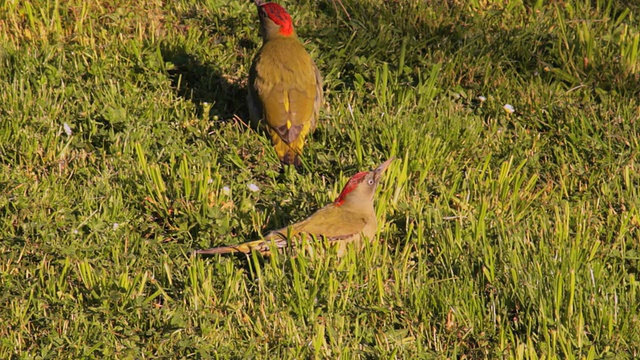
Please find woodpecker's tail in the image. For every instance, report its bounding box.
[194,235,290,256]
[269,125,306,169]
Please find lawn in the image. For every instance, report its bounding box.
[1,0,639,357]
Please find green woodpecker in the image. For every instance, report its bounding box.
[195,158,394,257]
[247,0,323,168]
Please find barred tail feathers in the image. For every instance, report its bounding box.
[268,122,309,167]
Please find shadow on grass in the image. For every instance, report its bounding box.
[312,0,639,97]
[160,44,248,122]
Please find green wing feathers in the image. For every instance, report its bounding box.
[248,37,323,166]
[195,204,374,257]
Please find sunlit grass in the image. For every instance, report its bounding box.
[1,0,639,357]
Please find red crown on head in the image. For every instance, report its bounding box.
[334,172,368,206]
[259,2,294,36]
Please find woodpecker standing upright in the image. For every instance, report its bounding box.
[247,0,324,168]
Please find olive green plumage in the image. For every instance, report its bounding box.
[247,0,323,168]
[195,158,394,257]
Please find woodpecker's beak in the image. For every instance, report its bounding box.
[373,157,395,182]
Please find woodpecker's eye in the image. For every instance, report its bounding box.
[368,179,374,185]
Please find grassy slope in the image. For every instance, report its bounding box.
[1,0,639,357]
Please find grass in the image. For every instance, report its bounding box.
[1,0,639,357]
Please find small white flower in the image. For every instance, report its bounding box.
[113,223,119,231]
[63,123,72,136]
[478,96,487,102]
[73,229,79,235]
[222,186,231,195]
[208,178,213,184]
[503,104,515,114]
[247,183,260,192]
